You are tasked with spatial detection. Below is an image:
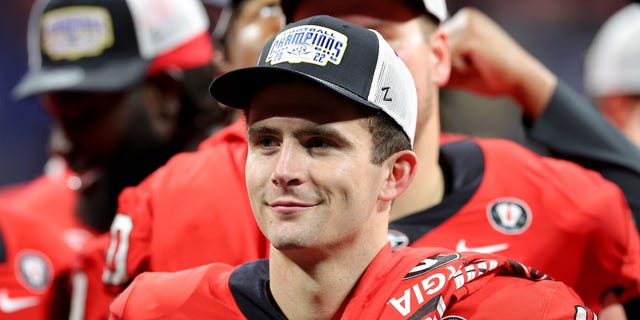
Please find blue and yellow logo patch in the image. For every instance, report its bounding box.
[266,25,348,66]
[41,6,114,61]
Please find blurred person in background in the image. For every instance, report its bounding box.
[441,5,640,223]
[2,0,227,247]
[3,0,229,318]
[584,3,640,149]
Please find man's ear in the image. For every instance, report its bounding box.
[379,150,418,202]
[146,70,183,138]
[429,28,451,87]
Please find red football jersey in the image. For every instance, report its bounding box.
[0,159,115,319]
[389,138,640,312]
[0,208,75,320]
[0,159,96,252]
[109,245,595,319]
[103,119,268,287]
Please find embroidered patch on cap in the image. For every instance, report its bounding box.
[265,24,347,66]
[41,6,114,61]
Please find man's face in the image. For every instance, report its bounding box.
[43,89,132,176]
[42,83,174,230]
[245,81,386,251]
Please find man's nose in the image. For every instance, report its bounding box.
[271,142,305,188]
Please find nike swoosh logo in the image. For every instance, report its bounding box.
[455,239,509,254]
[0,289,40,313]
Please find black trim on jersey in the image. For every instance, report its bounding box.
[0,228,5,263]
[389,140,484,245]
[229,259,287,319]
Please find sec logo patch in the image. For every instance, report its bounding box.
[486,198,532,234]
[16,250,53,292]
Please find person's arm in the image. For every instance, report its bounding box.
[526,80,640,223]
[442,7,640,224]
[102,183,155,290]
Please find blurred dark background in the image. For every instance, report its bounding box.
[0,0,630,187]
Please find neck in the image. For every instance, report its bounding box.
[391,107,444,221]
[268,231,388,319]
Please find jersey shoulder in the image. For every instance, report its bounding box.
[475,137,628,213]
[124,118,247,198]
[0,208,74,268]
[448,273,596,319]
[110,262,242,319]
[355,246,592,319]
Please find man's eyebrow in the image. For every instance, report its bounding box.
[296,126,344,139]
[296,126,354,147]
[248,124,354,146]
[247,125,280,140]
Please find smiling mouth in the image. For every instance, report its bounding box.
[268,200,315,214]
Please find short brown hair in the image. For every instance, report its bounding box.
[361,112,412,165]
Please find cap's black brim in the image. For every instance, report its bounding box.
[12,59,149,99]
[209,66,382,113]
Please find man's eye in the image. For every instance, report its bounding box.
[307,138,333,149]
[256,137,278,148]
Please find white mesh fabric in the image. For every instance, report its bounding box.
[424,0,448,22]
[584,3,640,97]
[367,31,417,146]
[126,0,209,60]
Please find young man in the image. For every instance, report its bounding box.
[283,0,640,317]
[109,15,594,319]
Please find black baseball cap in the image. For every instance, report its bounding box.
[13,0,214,99]
[210,15,418,146]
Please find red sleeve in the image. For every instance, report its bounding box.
[104,120,267,293]
[109,263,240,319]
[480,138,640,307]
[72,234,118,320]
[534,150,640,306]
[579,174,640,306]
[0,209,75,320]
[448,275,597,319]
[102,180,155,290]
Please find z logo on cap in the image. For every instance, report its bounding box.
[266,25,347,66]
[486,198,532,234]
